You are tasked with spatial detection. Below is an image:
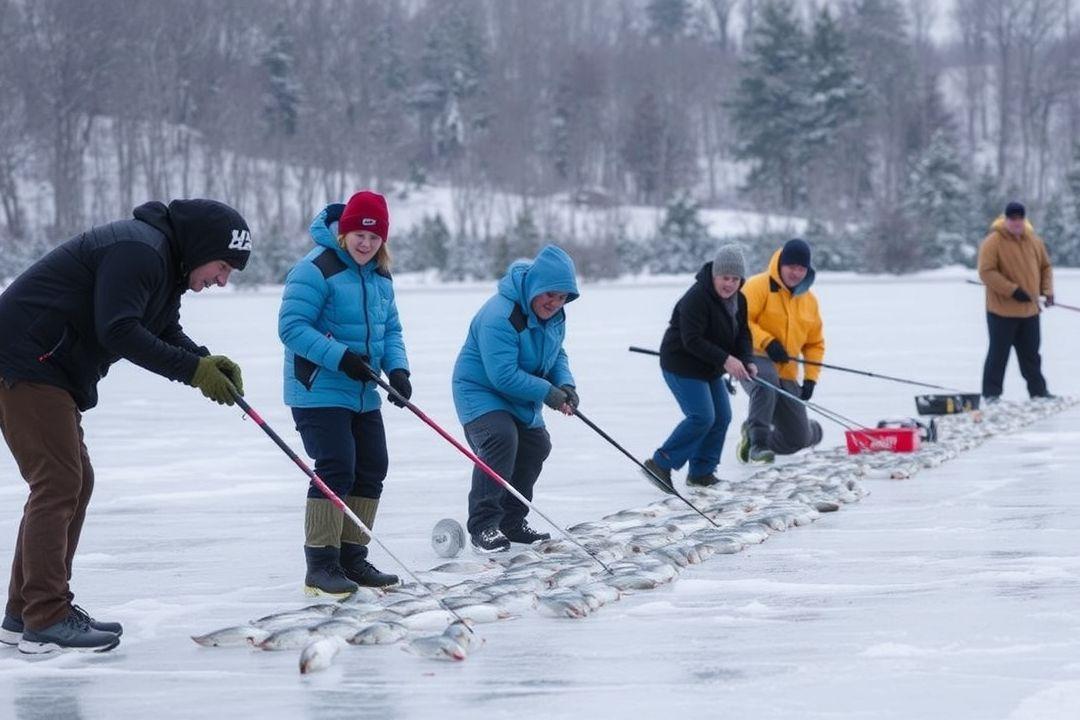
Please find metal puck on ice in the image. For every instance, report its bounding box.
[431,518,465,558]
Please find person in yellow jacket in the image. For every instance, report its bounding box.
[736,238,824,463]
[977,201,1054,402]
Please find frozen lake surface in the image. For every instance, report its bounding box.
[2,271,1079,720]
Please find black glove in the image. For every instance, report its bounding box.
[339,351,375,382]
[765,340,790,364]
[1012,287,1032,303]
[560,385,579,410]
[544,385,569,410]
[801,380,816,401]
[387,369,412,408]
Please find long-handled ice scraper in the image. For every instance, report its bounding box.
[232,392,473,632]
[964,278,1076,311]
[361,362,612,574]
[571,408,722,528]
[751,377,881,447]
[633,344,957,392]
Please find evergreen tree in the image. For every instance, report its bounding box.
[728,0,810,210]
[622,92,665,202]
[646,0,691,43]
[650,192,712,274]
[1048,143,1080,266]
[442,231,486,281]
[405,213,451,272]
[261,20,300,138]
[902,129,970,267]
[967,167,1002,264]
[413,0,489,168]
[843,0,917,205]
[1040,194,1077,266]
[489,207,543,277]
[804,7,869,212]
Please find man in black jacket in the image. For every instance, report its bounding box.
[0,199,252,654]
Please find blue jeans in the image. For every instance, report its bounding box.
[292,407,388,499]
[655,371,732,478]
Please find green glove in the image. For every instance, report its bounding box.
[212,355,244,395]
[189,355,239,406]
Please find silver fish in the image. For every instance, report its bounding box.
[299,636,345,674]
[404,635,467,661]
[454,604,509,623]
[348,621,409,646]
[191,625,271,647]
[442,622,483,653]
[430,561,497,574]
[258,626,317,651]
[310,618,362,639]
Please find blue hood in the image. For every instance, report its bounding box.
[497,245,580,322]
[308,203,363,270]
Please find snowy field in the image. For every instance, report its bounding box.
[2,270,1079,720]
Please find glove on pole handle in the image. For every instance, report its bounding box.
[232,393,472,631]
[966,278,1075,311]
[358,361,611,574]
[572,408,721,529]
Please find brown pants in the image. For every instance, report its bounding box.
[0,380,93,630]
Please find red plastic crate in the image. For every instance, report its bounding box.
[844,427,920,454]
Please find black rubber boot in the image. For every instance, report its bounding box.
[340,543,399,588]
[303,546,359,598]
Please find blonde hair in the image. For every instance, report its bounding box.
[338,234,392,273]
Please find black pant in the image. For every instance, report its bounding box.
[464,411,551,536]
[292,407,388,499]
[981,312,1048,398]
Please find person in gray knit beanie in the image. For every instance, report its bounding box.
[712,244,747,280]
[643,244,756,492]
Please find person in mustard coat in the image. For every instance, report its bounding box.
[977,201,1054,402]
[737,238,824,463]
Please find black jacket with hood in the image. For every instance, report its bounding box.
[0,199,250,410]
[659,262,753,381]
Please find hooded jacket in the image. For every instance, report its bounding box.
[279,203,409,412]
[742,248,825,383]
[0,199,251,410]
[977,216,1053,318]
[452,245,579,429]
[659,262,753,380]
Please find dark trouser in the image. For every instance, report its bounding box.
[739,356,822,455]
[655,371,732,477]
[981,312,1048,398]
[292,407,388,499]
[0,381,93,631]
[464,411,551,536]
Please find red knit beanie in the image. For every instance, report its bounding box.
[338,190,390,242]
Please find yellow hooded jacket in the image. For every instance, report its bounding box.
[743,248,825,382]
[977,216,1053,319]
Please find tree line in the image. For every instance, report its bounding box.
[2,0,1080,282]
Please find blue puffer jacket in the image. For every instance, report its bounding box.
[279,203,409,412]
[452,245,579,429]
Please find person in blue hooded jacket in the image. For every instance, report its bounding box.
[452,244,580,554]
[279,190,411,595]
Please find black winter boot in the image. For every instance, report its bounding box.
[303,546,359,598]
[17,609,120,654]
[340,543,399,588]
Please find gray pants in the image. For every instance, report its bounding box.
[464,411,552,536]
[739,356,822,455]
